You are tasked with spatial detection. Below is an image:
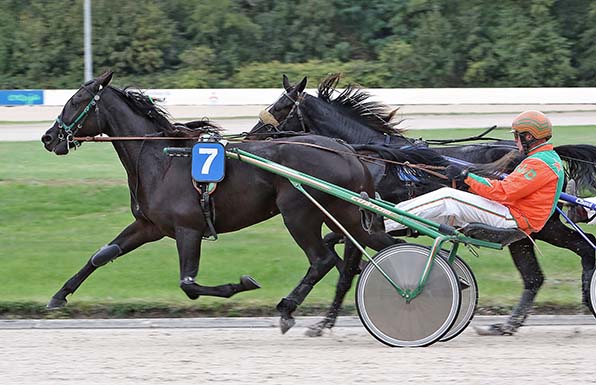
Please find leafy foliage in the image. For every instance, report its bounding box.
[0,0,593,88]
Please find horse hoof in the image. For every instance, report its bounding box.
[280,318,296,334]
[305,326,324,337]
[240,275,261,291]
[473,324,514,336]
[46,297,67,310]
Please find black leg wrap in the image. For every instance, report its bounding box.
[582,268,595,307]
[507,288,537,330]
[90,244,123,267]
[276,297,299,314]
[288,283,314,306]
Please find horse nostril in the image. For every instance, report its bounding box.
[41,134,53,144]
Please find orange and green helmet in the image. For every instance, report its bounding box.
[511,110,553,139]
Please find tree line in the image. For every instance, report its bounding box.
[1,0,595,89]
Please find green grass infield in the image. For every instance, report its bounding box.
[1,126,595,318]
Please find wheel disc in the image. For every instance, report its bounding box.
[356,244,461,347]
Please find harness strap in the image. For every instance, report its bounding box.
[193,180,218,241]
[239,139,449,179]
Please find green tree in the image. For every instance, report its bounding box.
[380,4,458,87]
[0,1,21,87]
[170,46,218,88]
[576,2,596,85]
[93,1,174,77]
[252,0,336,63]
[465,0,575,86]
[187,0,262,76]
[9,0,84,88]
[326,0,397,60]
[0,0,594,88]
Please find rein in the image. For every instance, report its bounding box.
[74,135,450,180]
[74,135,198,141]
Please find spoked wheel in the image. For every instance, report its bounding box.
[356,243,461,347]
[440,254,478,342]
[590,269,596,318]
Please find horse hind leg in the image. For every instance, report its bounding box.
[305,239,362,337]
[475,238,543,336]
[175,226,260,301]
[47,219,163,309]
[534,219,596,309]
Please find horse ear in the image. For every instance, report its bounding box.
[296,76,307,93]
[282,74,291,91]
[95,70,114,90]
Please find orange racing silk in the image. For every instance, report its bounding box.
[464,143,564,234]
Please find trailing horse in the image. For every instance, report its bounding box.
[41,71,397,333]
[249,74,596,335]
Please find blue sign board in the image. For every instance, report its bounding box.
[191,142,226,182]
[0,90,44,105]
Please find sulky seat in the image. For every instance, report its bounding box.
[461,222,526,246]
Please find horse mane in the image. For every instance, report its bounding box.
[110,86,221,137]
[317,74,404,136]
[467,151,520,178]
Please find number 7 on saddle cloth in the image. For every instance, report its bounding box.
[191,142,226,182]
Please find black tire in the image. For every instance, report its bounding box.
[356,243,461,347]
[440,254,478,341]
[590,269,596,318]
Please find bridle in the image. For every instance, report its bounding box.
[55,85,104,150]
[256,91,307,135]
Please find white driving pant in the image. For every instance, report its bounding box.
[385,187,519,231]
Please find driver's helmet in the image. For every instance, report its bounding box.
[511,110,552,139]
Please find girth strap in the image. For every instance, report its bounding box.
[193,181,218,241]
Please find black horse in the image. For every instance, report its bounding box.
[41,71,400,333]
[249,74,596,335]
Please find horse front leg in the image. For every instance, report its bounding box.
[176,226,260,300]
[475,237,543,336]
[274,215,339,334]
[306,231,398,337]
[275,248,337,334]
[47,219,163,309]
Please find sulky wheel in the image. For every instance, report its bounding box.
[356,243,461,347]
[590,268,596,318]
[439,254,478,342]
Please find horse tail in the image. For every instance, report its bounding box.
[555,144,596,193]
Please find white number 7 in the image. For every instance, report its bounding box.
[198,148,218,174]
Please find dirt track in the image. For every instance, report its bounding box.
[2,321,595,385]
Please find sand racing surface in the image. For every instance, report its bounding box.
[1,316,595,385]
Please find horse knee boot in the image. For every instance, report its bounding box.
[90,244,122,267]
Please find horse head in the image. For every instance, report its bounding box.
[247,74,308,139]
[248,73,409,145]
[42,71,114,155]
